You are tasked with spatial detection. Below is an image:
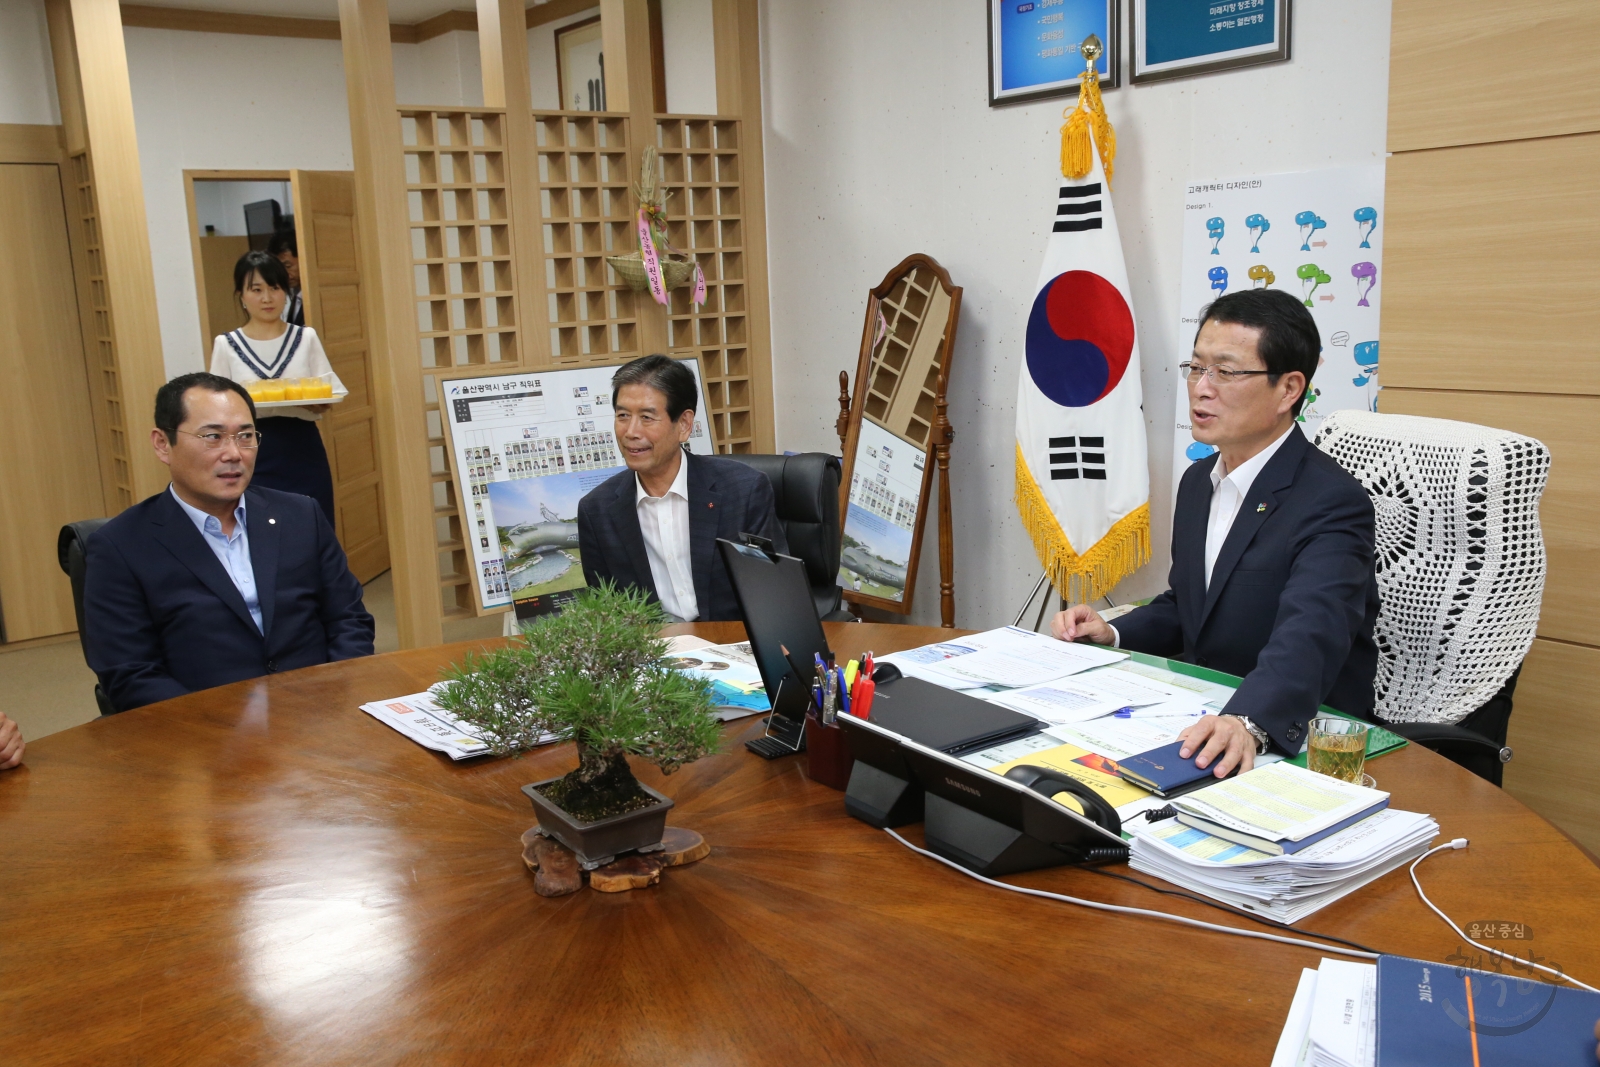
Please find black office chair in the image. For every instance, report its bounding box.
[1380,669,1518,787]
[57,519,117,717]
[721,452,854,622]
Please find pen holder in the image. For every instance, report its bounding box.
[805,712,854,791]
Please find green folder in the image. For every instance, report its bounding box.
[1119,649,1406,764]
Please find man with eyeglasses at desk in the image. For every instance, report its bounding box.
[1051,288,1379,778]
[83,373,373,713]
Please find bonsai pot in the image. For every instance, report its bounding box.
[522,778,674,870]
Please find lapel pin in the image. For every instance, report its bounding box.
[1255,504,1267,513]
[269,518,276,524]
[708,502,714,508]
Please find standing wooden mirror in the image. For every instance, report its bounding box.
[836,254,963,625]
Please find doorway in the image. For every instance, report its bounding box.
[183,169,390,583]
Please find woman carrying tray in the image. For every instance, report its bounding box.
[209,250,347,525]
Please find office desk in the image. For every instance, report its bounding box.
[3,623,1597,1066]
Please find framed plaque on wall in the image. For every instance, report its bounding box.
[988,0,1120,106]
[1130,0,1291,84]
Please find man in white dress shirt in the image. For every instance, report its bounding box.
[577,355,787,622]
[1050,289,1380,776]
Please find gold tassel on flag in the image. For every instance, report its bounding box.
[1059,35,1116,185]
[1015,446,1150,605]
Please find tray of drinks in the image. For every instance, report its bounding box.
[243,376,343,408]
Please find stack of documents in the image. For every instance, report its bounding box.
[1273,957,1376,1067]
[1130,805,1437,923]
[1168,763,1390,855]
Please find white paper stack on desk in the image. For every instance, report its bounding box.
[1272,958,1376,1067]
[1129,802,1438,923]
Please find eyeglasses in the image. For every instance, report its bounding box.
[1178,361,1275,385]
[176,429,263,450]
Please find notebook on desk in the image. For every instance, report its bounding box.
[865,675,1041,755]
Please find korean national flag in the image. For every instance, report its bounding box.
[1014,129,1149,603]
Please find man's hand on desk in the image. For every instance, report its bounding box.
[1050,605,1116,646]
[0,713,24,769]
[1178,714,1255,778]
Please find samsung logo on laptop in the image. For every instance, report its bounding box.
[945,777,981,797]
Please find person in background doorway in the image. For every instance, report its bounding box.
[0,713,23,769]
[268,230,304,326]
[209,250,345,526]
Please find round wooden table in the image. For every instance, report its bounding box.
[4,623,1598,1065]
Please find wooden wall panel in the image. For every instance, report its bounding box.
[0,164,112,640]
[1502,637,1600,855]
[1389,0,1600,153]
[1379,388,1600,647]
[1381,133,1600,395]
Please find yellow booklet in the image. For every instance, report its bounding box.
[989,742,1151,812]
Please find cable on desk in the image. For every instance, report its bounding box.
[1075,864,1381,956]
[1410,840,1599,993]
[885,828,1378,960]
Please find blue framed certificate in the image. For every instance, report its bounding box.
[1131,0,1291,83]
[988,0,1120,107]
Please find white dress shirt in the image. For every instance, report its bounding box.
[1107,424,1300,646]
[169,485,263,633]
[635,452,698,622]
[1204,424,1299,588]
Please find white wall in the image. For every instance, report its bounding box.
[760,0,1392,631]
[0,0,59,126]
[662,0,716,115]
[125,26,487,378]
[193,180,293,236]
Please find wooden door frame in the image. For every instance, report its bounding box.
[182,168,292,354]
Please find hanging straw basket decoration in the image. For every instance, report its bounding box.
[606,146,698,293]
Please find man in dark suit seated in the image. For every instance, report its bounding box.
[1052,288,1378,777]
[577,355,786,622]
[85,373,374,712]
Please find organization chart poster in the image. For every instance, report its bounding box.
[1169,163,1385,488]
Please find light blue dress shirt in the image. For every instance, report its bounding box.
[169,486,264,633]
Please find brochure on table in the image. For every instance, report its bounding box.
[440,361,714,616]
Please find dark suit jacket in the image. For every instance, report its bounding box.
[1115,428,1379,753]
[577,451,788,622]
[84,486,375,712]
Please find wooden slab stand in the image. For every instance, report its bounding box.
[521,825,709,896]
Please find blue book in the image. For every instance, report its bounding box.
[1113,740,1233,797]
[1377,953,1600,1065]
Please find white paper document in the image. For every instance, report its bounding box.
[360,690,513,760]
[988,666,1204,725]
[1306,959,1376,1067]
[1271,967,1319,1067]
[919,626,1126,688]
[1173,762,1389,842]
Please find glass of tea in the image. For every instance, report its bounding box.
[1307,716,1369,784]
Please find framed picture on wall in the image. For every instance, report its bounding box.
[987,0,1120,107]
[555,16,606,112]
[1130,0,1291,84]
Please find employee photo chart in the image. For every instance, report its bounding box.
[440,360,714,616]
[1170,163,1385,489]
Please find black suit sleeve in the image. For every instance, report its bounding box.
[83,534,190,712]
[577,496,608,590]
[1111,588,1183,658]
[312,504,374,660]
[1226,484,1376,753]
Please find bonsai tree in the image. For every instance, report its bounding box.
[434,582,722,823]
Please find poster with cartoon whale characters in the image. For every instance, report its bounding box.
[1170,163,1385,490]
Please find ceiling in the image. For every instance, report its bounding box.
[123,0,553,24]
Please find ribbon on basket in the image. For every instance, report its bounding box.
[637,209,667,306]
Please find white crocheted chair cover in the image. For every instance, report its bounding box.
[1313,410,1549,725]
